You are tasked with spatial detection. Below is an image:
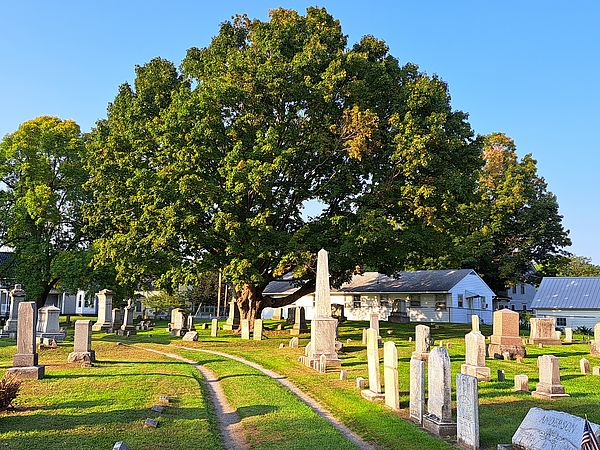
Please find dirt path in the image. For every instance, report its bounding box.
[174,345,376,450]
[142,347,250,450]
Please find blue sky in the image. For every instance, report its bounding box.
[1,1,599,261]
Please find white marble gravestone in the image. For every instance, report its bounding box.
[383,341,399,410]
[36,305,65,340]
[361,328,384,401]
[409,357,425,424]
[456,374,479,450]
[68,320,95,362]
[0,285,26,339]
[423,346,456,437]
[412,324,430,361]
[92,289,114,332]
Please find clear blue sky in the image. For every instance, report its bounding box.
[2,2,599,261]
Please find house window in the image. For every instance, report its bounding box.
[379,294,389,308]
[410,299,421,308]
[511,305,515,311]
[512,285,517,294]
[556,318,567,327]
[435,301,446,311]
[522,304,527,311]
[352,295,361,308]
[458,294,463,308]
[520,284,525,295]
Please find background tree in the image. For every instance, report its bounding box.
[458,132,571,291]
[85,8,483,322]
[548,255,600,277]
[0,116,91,307]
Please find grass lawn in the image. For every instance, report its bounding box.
[1,317,599,450]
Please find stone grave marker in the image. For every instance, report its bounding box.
[222,300,240,331]
[254,319,263,341]
[497,369,505,382]
[143,418,159,428]
[170,308,188,336]
[488,308,525,359]
[36,305,66,340]
[339,369,347,380]
[456,374,479,450]
[383,341,399,410]
[111,308,124,332]
[528,318,561,345]
[0,285,25,339]
[460,328,490,381]
[272,308,282,320]
[423,346,456,437]
[187,315,195,331]
[200,323,208,330]
[591,323,600,356]
[412,324,430,361]
[7,302,45,380]
[319,354,327,373]
[182,331,198,341]
[120,299,136,335]
[513,374,529,392]
[356,377,368,389]
[471,315,480,332]
[289,336,299,348]
[150,405,164,413]
[362,328,368,345]
[370,312,382,346]
[241,319,250,340]
[92,289,114,332]
[564,327,573,343]
[113,442,130,450]
[580,357,590,374]
[361,327,384,401]
[290,306,308,335]
[211,318,218,337]
[409,357,425,424]
[532,355,569,399]
[593,366,600,376]
[68,320,95,363]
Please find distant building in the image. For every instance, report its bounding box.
[495,282,537,312]
[532,277,600,329]
[264,269,495,325]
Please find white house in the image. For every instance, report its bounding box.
[532,277,600,329]
[495,282,537,312]
[263,269,495,325]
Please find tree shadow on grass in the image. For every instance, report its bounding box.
[216,373,266,381]
[236,404,278,418]
[48,372,194,380]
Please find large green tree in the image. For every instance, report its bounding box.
[0,116,89,306]
[85,8,482,321]
[458,132,571,291]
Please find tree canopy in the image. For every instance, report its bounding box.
[85,7,483,320]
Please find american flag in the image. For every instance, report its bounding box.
[581,417,600,450]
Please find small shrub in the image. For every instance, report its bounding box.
[575,326,593,336]
[0,373,21,410]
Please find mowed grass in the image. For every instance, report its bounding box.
[0,336,222,450]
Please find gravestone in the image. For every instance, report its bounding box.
[339,369,347,380]
[7,302,45,379]
[362,328,368,345]
[361,328,384,401]
[290,306,308,335]
[302,249,340,369]
[111,308,124,332]
[528,318,561,345]
[590,323,600,356]
[593,366,600,376]
[170,308,188,337]
[370,313,382,346]
[319,354,327,373]
[383,341,399,410]
[254,319,263,341]
[36,305,65,340]
[564,327,573,343]
[497,369,505,382]
[488,308,525,359]
[92,289,113,332]
[409,357,425,424]
[456,374,479,450]
[513,374,529,392]
[0,285,25,338]
[423,347,456,437]
[471,315,480,332]
[211,318,218,337]
[412,324,430,361]
[507,407,600,450]
[113,442,131,450]
[68,320,95,363]
[222,300,240,331]
[272,308,282,321]
[187,315,195,331]
[460,329,490,381]
[532,355,569,399]
[241,319,250,340]
[182,331,198,341]
[356,377,368,389]
[285,307,296,325]
[580,357,590,374]
[120,299,136,335]
[200,323,208,330]
[289,336,299,348]
[331,304,346,322]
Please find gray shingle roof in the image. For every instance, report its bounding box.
[532,277,600,310]
[263,269,476,296]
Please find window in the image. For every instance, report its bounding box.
[520,284,525,295]
[409,299,421,308]
[352,295,361,308]
[556,318,567,327]
[522,304,527,311]
[380,294,389,308]
[457,294,464,308]
[511,305,515,311]
[512,285,517,294]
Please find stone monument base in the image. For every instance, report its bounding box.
[422,413,457,437]
[120,326,137,335]
[7,365,45,380]
[92,322,112,332]
[68,351,96,363]
[360,389,385,402]
[36,331,66,341]
[528,338,561,346]
[532,383,569,399]
[0,330,17,339]
[298,355,342,371]
[460,364,491,381]
[387,312,409,323]
[487,344,526,359]
[411,351,429,361]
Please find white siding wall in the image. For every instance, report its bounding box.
[449,273,494,325]
[535,309,600,330]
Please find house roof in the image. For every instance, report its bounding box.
[532,277,600,310]
[263,269,478,296]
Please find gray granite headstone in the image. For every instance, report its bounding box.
[8,302,45,379]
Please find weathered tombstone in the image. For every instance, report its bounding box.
[187,315,196,331]
[200,322,208,330]
[241,319,250,340]
[361,328,384,401]
[290,306,308,335]
[487,308,526,359]
[456,374,479,450]
[362,328,368,345]
[471,315,480,332]
[532,355,569,399]
[564,327,573,343]
[590,323,600,356]
[36,305,66,340]
[7,302,45,379]
[0,285,26,338]
[170,308,188,336]
[182,331,198,341]
[111,308,124,332]
[272,308,282,321]
[423,347,456,437]
[513,374,529,392]
[370,313,382,345]
[339,369,348,380]
[253,319,263,341]
[276,324,283,331]
[120,299,136,335]
[302,249,340,369]
[285,307,296,325]
[331,304,346,322]
[383,341,399,410]
[580,357,591,374]
[289,336,299,348]
[211,318,218,337]
[278,343,285,349]
[113,442,131,450]
[222,300,240,331]
[68,320,95,363]
[593,366,600,376]
[460,328,490,381]
[92,289,113,332]
[319,354,327,373]
[356,377,368,389]
[497,369,505,382]
[506,407,600,450]
[412,324,430,361]
[409,357,425,424]
[528,318,561,345]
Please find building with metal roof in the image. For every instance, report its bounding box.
[532,277,600,329]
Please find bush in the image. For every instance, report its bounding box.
[0,373,21,410]
[575,326,593,336]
